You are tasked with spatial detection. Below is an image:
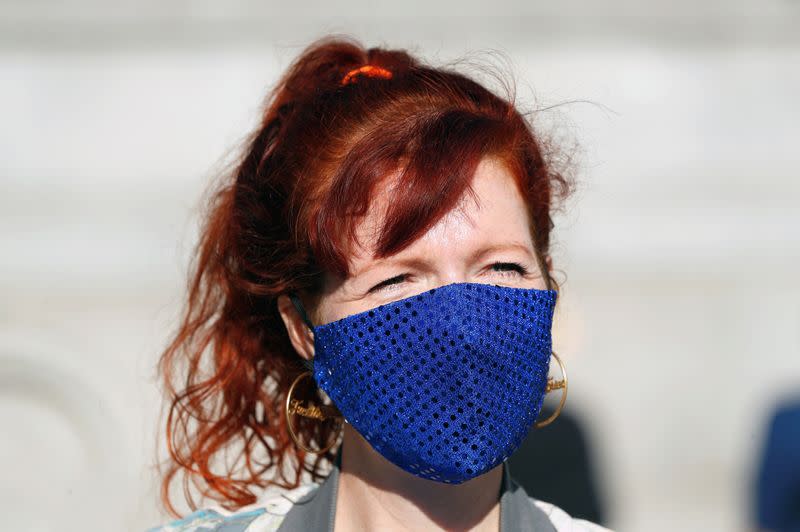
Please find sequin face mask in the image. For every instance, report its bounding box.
[290,281,557,484]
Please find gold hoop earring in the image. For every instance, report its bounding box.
[534,351,568,429]
[285,371,344,454]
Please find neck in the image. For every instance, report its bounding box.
[333,423,502,532]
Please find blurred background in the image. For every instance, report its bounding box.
[1,1,799,531]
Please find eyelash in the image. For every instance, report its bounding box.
[368,262,529,293]
[492,261,529,276]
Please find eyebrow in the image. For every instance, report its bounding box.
[471,242,534,262]
[351,241,535,279]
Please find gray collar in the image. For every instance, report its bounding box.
[278,450,555,531]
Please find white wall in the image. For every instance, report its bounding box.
[1,2,798,531]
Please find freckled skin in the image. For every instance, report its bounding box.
[276,155,553,532]
[314,156,549,325]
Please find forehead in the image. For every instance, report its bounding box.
[347,156,531,271]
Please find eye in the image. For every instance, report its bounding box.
[490,262,529,277]
[368,273,407,293]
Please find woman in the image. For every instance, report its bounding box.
[149,35,611,532]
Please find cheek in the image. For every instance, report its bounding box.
[313,272,363,325]
[313,298,336,326]
[315,295,369,326]
[531,273,550,291]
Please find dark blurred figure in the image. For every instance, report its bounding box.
[755,398,800,532]
[510,404,607,525]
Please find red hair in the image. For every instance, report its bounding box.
[157,34,574,517]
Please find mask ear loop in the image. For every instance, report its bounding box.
[285,292,344,454]
[288,292,315,372]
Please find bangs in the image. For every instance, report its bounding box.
[312,109,518,278]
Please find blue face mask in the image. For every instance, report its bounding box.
[290,281,557,484]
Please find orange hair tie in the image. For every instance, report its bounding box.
[340,65,393,86]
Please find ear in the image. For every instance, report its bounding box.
[277,293,315,362]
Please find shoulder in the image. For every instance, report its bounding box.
[145,483,318,532]
[146,484,614,532]
[529,497,613,532]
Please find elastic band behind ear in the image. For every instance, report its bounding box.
[288,292,316,372]
[289,292,315,329]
